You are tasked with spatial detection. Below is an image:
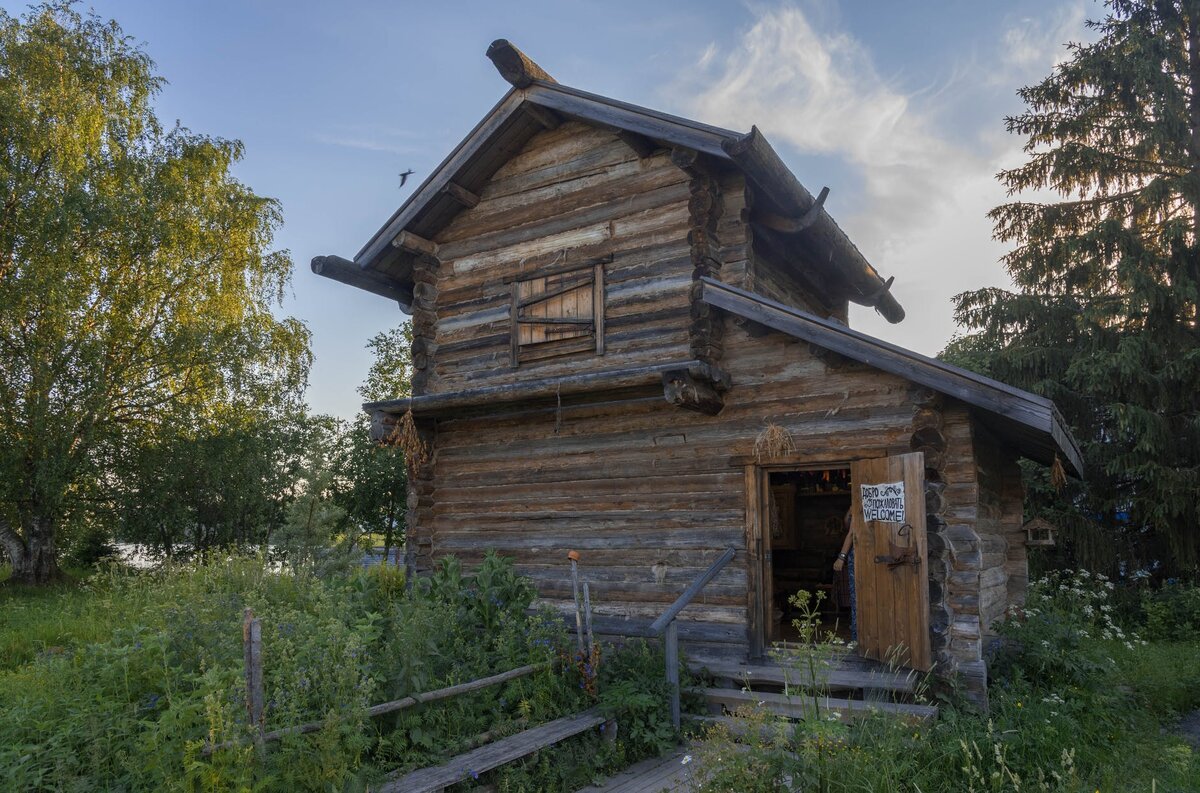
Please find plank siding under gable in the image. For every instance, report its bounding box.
[426,121,747,395]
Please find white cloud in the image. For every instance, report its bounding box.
[673,2,1088,355]
[996,4,1088,79]
[312,125,424,155]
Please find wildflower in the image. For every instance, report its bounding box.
[681,755,693,766]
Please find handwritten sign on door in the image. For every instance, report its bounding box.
[861,481,905,523]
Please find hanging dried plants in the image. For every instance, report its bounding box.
[390,409,430,472]
[1050,454,1067,493]
[754,421,795,462]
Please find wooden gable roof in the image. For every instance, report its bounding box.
[698,277,1085,476]
[312,41,904,324]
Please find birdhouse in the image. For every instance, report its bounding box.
[1023,517,1057,547]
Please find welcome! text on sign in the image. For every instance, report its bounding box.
[860,481,906,523]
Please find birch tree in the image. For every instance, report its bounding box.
[0,4,310,582]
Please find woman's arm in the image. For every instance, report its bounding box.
[833,512,854,572]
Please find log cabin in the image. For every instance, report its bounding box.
[312,41,1083,704]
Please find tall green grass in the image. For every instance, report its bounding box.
[0,554,663,791]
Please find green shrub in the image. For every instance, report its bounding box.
[1141,581,1200,641]
[693,576,1200,792]
[596,639,677,761]
[990,568,1140,687]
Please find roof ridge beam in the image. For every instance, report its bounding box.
[487,39,557,88]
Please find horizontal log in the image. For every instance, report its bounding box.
[392,230,439,258]
[365,360,729,417]
[440,181,480,209]
[663,369,725,415]
[520,101,563,130]
[310,255,412,309]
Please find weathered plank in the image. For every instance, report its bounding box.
[692,687,937,723]
[379,708,605,793]
[694,660,918,694]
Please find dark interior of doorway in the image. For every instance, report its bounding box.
[768,467,853,643]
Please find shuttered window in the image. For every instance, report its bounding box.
[510,263,605,366]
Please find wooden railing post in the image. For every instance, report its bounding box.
[243,608,264,748]
[649,546,735,732]
[665,620,680,730]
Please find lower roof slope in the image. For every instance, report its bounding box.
[698,277,1084,477]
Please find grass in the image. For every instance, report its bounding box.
[4,561,1197,791]
[0,568,119,670]
[0,554,676,792]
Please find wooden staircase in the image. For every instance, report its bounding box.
[688,655,938,728]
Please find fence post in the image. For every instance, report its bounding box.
[582,582,596,661]
[665,619,680,730]
[568,551,585,655]
[243,608,264,748]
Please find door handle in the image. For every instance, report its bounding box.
[874,542,919,569]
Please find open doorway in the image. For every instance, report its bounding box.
[766,467,853,643]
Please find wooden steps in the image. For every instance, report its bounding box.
[379,708,605,793]
[689,686,937,724]
[693,660,919,695]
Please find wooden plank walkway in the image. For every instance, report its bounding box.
[380,708,604,793]
[575,748,693,793]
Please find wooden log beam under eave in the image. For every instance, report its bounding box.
[722,126,905,324]
[440,181,481,209]
[391,230,439,259]
[310,255,413,311]
[520,102,563,130]
[617,130,658,159]
[662,369,725,416]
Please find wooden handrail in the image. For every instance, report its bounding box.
[650,546,737,635]
[203,661,549,756]
[648,546,737,729]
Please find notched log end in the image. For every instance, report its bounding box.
[662,370,724,416]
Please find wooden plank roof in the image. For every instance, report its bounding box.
[312,42,904,322]
[698,277,1084,476]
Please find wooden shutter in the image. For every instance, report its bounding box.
[511,263,604,365]
[849,452,932,671]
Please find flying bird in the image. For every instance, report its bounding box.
[399,169,414,188]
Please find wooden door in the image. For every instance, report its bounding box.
[744,465,768,659]
[849,452,931,671]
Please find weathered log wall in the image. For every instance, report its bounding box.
[923,408,1026,706]
[421,319,931,665]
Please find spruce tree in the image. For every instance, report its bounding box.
[951,0,1200,576]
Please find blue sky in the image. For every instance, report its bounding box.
[4,1,1101,419]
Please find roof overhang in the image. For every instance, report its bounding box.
[312,42,904,322]
[698,277,1084,476]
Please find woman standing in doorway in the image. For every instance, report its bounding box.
[833,509,857,642]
